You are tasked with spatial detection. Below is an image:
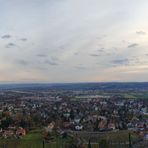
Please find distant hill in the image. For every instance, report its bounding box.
[0,82,148,91]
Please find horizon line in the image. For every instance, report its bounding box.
[1,81,148,85]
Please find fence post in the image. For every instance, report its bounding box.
[3,141,5,148]
[88,139,91,148]
[129,133,132,148]
[110,140,112,147]
[43,140,45,148]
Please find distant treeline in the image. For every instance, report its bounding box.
[1,82,148,91]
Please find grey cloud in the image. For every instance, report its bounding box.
[111,57,148,66]
[98,49,105,52]
[128,43,139,48]
[112,59,129,65]
[75,66,87,70]
[5,43,16,48]
[20,38,27,41]
[45,60,58,66]
[90,54,100,57]
[44,57,60,66]
[136,31,146,35]
[74,52,79,55]
[58,45,65,50]
[90,49,111,57]
[37,54,47,57]
[17,60,28,65]
[1,34,11,39]
[96,35,107,40]
[51,56,60,62]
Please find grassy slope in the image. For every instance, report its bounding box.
[0,130,139,148]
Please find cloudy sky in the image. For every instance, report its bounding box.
[0,0,148,83]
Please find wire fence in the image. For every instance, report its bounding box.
[0,140,130,148]
[0,137,146,148]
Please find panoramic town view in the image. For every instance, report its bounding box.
[0,0,148,148]
[0,83,147,148]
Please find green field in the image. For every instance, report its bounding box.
[0,129,139,148]
[0,129,70,148]
[0,130,43,148]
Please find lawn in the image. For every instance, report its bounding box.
[0,129,44,148]
[19,129,43,148]
[0,129,139,148]
[0,129,71,148]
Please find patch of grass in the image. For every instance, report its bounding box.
[22,132,42,141]
[101,130,130,141]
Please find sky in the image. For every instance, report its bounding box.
[0,0,148,83]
